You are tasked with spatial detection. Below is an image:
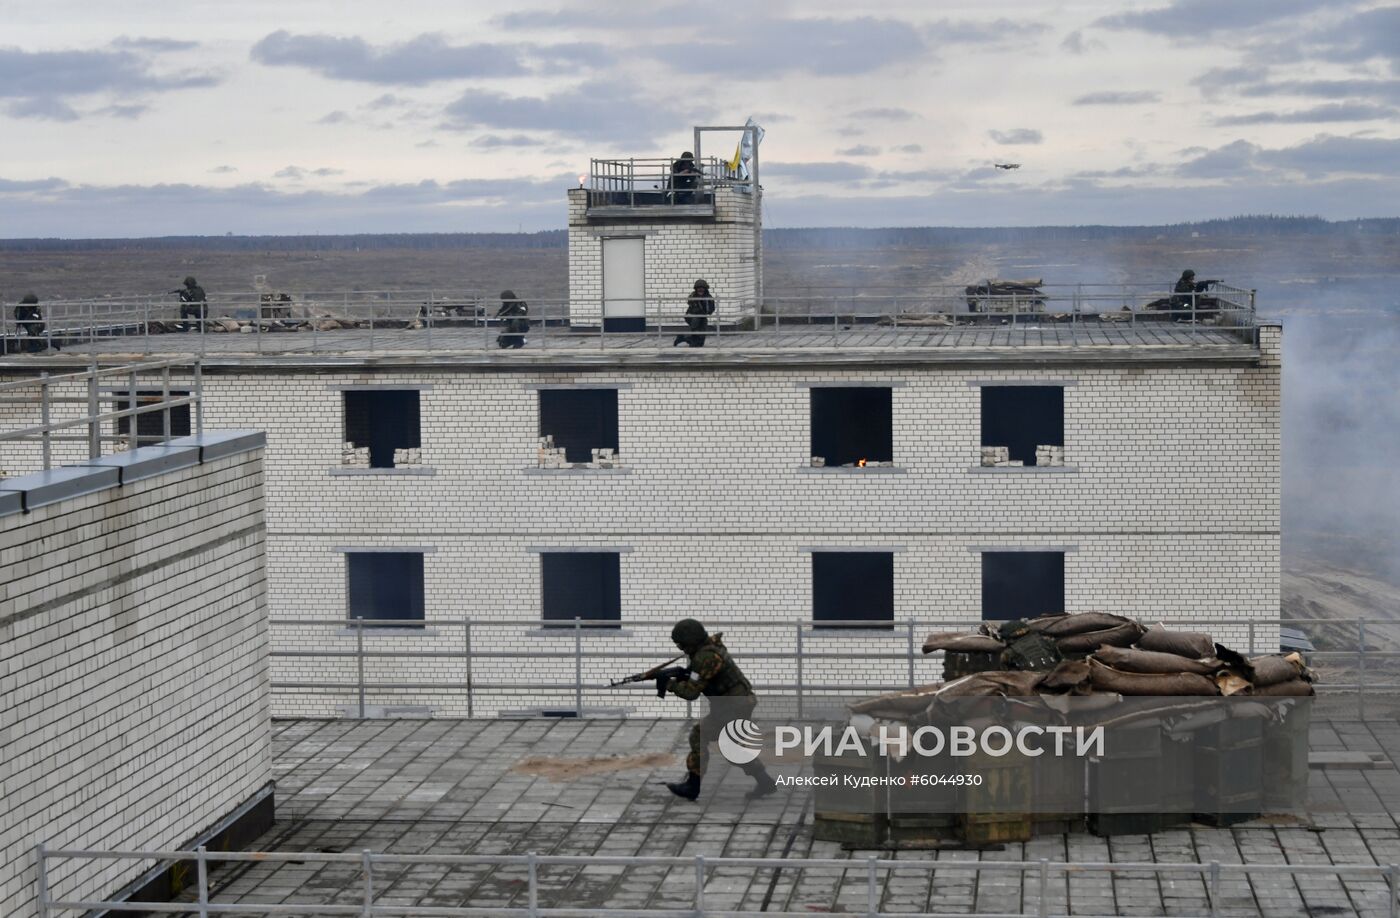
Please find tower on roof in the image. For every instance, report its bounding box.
[567,123,763,331]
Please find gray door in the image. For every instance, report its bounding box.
[602,237,645,332]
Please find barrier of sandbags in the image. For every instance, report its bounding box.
[1137,624,1216,659]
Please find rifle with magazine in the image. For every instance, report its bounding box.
[609,655,690,697]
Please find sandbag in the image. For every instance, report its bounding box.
[1092,644,1220,675]
[1253,678,1314,697]
[1038,612,1135,638]
[1056,621,1146,655]
[848,683,943,719]
[1249,653,1306,687]
[934,670,1045,698]
[1215,671,1251,696]
[1024,613,1071,632]
[1137,624,1216,659]
[1087,658,1219,696]
[921,631,1004,654]
[1038,659,1091,693]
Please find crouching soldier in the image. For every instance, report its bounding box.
[663,618,776,801]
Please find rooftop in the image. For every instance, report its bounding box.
[1,284,1264,370]
[102,714,1400,915]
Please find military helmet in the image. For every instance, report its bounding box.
[19,292,38,304]
[500,289,518,301]
[1182,269,1196,278]
[693,278,709,290]
[184,276,198,287]
[671,618,708,652]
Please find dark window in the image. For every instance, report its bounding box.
[539,389,618,464]
[347,552,425,627]
[810,387,892,467]
[981,386,1063,466]
[981,552,1064,621]
[812,552,894,629]
[113,391,191,445]
[541,552,622,628]
[344,390,420,468]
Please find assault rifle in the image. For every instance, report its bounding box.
[609,655,690,698]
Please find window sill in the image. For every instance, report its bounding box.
[330,467,437,476]
[524,466,631,474]
[799,465,906,474]
[523,627,635,637]
[967,465,1078,474]
[336,627,439,637]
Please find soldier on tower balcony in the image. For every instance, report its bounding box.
[668,151,700,205]
[495,290,529,349]
[172,276,208,331]
[13,293,51,353]
[673,279,715,347]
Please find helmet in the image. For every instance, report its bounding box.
[679,151,694,160]
[19,292,38,304]
[1182,269,1195,278]
[184,276,198,287]
[671,618,708,653]
[998,619,1033,641]
[693,279,709,290]
[500,290,518,301]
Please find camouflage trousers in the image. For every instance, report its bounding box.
[687,693,757,776]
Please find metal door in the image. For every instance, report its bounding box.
[602,236,645,332]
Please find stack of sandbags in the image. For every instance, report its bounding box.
[1249,652,1314,696]
[1036,613,1145,657]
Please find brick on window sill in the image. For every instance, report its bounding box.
[798,465,906,474]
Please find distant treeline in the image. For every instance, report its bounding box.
[2,215,1396,252]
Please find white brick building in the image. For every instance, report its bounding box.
[0,432,270,917]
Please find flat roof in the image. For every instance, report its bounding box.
[2,322,1263,371]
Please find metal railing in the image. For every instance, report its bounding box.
[268,615,1388,720]
[33,845,1400,917]
[0,284,1259,359]
[586,156,734,209]
[0,358,202,470]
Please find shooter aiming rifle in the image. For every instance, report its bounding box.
[609,654,690,698]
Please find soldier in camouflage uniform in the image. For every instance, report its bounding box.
[663,618,776,801]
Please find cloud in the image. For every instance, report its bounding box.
[1177,139,1261,179]
[1096,0,1336,37]
[894,144,924,154]
[110,37,198,52]
[366,93,407,110]
[988,128,1043,145]
[1073,90,1161,105]
[93,103,149,119]
[763,161,874,183]
[318,110,351,125]
[274,165,345,180]
[1258,133,1400,178]
[837,145,881,156]
[849,107,917,121]
[646,17,933,76]
[0,45,218,119]
[442,79,695,145]
[1296,6,1400,73]
[1060,30,1104,54]
[926,18,1049,44]
[251,31,527,83]
[1214,103,1395,126]
[209,165,237,174]
[470,134,547,149]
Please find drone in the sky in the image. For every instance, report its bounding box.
[993,163,1022,170]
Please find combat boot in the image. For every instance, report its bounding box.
[666,771,701,801]
[741,761,777,798]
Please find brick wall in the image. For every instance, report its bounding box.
[190,333,1280,716]
[0,441,270,918]
[567,186,760,324]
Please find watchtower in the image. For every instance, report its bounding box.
[567,124,762,330]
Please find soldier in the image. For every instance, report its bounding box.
[495,290,529,349]
[668,151,700,205]
[673,279,715,347]
[13,293,49,353]
[175,276,208,331]
[1169,269,1220,319]
[662,618,776,801]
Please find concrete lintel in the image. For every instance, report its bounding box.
[523,383,634,390]
[968,545,1079,553]
[167,430,266,463]
[967,379,1080,387]
[525,546,634,553]
[80,444,200,484]
[0,465,120,511]
[327,383,434,391]
[797,381,908,388]
[802,545,907,553]
[333,546,439,553]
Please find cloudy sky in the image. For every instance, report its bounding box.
[2,0,1398,236]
